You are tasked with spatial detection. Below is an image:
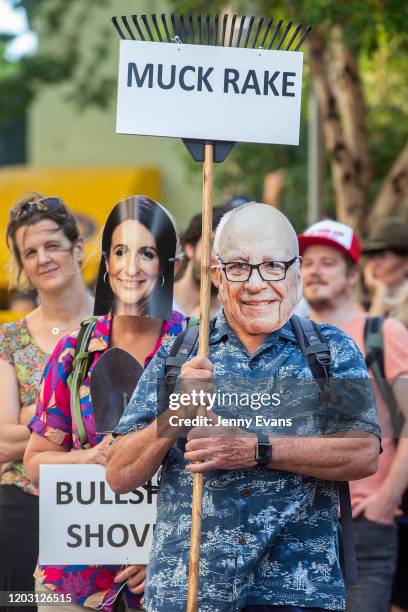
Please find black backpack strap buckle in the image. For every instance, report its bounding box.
[161,322,201,409]
[291,315,334,399]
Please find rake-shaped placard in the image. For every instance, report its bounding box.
[112,12,310,611]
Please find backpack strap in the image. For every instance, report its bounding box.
[337,480,358,585]
[67,317,98,449]
[290,315,358,586]
[164,323,200,402]
[290,315,335,402]
[364,317,385,376]
[364,317,402,435]
[187,316,199,329]
[163,317,216,405]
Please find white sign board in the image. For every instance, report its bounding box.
[39,465,157,565]
[116,40,303,145]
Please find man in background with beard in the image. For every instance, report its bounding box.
[300,219,408,612]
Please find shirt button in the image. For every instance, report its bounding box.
[248,362,255,369]
[239,536,246,545]
[242,489,249,497]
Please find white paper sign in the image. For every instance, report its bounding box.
[116,40,303,145]
[39,465,157,564]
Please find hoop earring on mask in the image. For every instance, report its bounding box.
[104,271,109,284]
[160,274,165,287]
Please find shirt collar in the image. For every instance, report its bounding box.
[276,318,297,343]
[209,311,297,347]
[209,311,230,345]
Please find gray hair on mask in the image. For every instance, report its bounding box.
[213,202,299,258]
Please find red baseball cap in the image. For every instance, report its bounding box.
[298,220,361,264]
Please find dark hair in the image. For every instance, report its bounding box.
[6,192,80,290]
[181,205,231,249]
[175,204,232,280]
[94,195,177,317]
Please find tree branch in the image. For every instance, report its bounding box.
[369,142,408,227]
[308,31,368,234]
[331,25,372,195]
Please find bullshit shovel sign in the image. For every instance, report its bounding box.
[112,12,310,611]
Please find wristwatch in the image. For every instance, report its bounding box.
[255,434,272,467]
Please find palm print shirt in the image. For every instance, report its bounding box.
[28,311,187,612]
[114,311,380,612]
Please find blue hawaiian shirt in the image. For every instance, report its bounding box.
[115,312,380,612]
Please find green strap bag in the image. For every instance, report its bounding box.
[67,316,99,449]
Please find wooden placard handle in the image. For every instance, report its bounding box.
[186,143,214,611]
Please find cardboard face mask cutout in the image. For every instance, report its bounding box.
[94,196,177,320]
[214,203,302,335]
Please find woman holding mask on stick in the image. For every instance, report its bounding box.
[24,196,187,612]
[0,193,93,608]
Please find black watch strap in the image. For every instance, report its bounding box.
[255,434,272,467]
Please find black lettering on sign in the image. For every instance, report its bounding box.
[179,66,196,91]
[129,488,145,504]
[282,72,296,97]
[145,480,158,504]
[100,482,113,505]
[158,64,176,90]
[108,525,129,548]
[224,68,240,93]
[67,524,82,547]
[197,67,214,92]
[77,482,95,505]
[263,71,280,96]
[56,482,73,505]
[65,524,153,548]
[114,492,128,505]
[241,70,261,95]
[130,524,150,547]
[85,524,104,548]
[127,63,153,88]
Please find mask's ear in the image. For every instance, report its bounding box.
[184,243,195,261]
[174,257,183,276]
[211,255,221,289]
[293,260,303,306]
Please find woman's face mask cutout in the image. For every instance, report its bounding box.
[94,197,177,320]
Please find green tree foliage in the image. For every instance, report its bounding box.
[0,0,116,124]
[168,0,408,228]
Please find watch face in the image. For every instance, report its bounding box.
[256,442,271,464]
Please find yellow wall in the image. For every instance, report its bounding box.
[0,311,28,324]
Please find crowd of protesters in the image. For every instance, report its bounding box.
[0,191,407,612]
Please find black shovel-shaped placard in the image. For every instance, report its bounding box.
[90,348,143,434]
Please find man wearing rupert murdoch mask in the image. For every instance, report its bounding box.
[108,203,380,612]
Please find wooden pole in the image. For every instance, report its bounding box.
[186,143,214,612]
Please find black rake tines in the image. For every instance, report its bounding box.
[112,14,311,52]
